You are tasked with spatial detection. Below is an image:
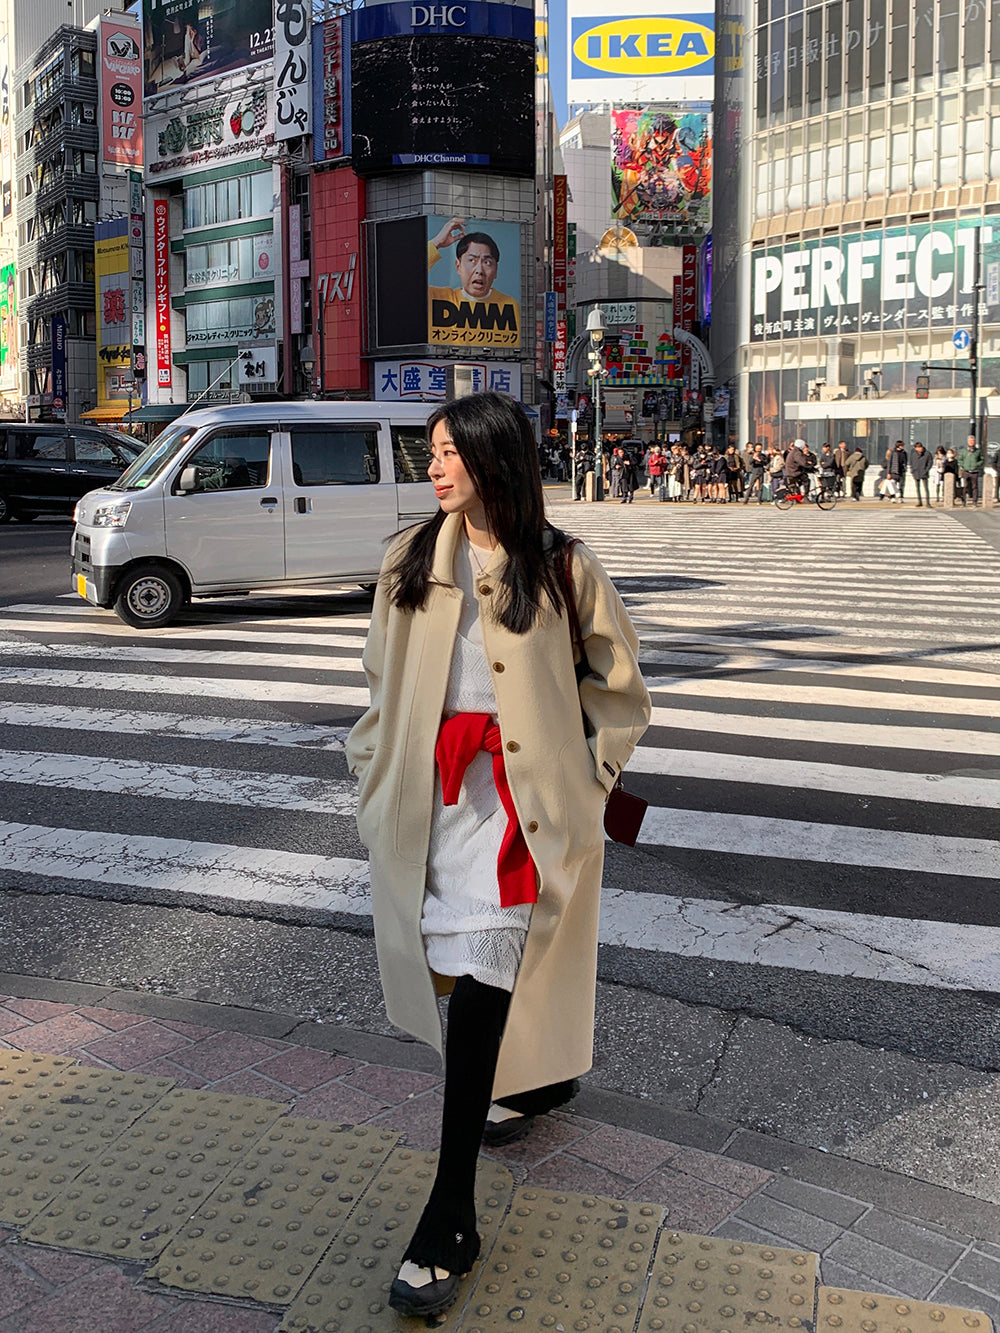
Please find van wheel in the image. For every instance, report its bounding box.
[0,492,12,524]
[113,565,185,629]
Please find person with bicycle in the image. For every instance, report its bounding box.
[782,439,809,498]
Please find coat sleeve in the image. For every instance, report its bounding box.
[570,542,652,793]
[345,529,413,783]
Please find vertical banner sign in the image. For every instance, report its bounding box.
[153,199,172,387]
[275,0,311,140]
[128,171,145,384]
[0,35,10,220]
[681,245,697,387]
[553,174,568,390]
[51,316,67,415]
[673,274,689,390]
[544,292,557,342]
[315,18,343,160]
[99,14,142,166]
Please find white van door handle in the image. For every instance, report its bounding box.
[294,496,311,514]
[260,496,278,507]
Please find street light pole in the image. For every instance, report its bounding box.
[586,307,606,502]
[971,226,982,446]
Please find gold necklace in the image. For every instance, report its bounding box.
[468,537,494,577]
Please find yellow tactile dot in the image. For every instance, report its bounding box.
[818,1288,993,1333]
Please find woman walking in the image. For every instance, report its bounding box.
[347,393,651,1320]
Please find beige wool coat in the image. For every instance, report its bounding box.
[345,512,651,1099]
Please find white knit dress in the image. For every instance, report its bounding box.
[421,536,533,992]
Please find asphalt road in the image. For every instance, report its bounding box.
[2,507,1000,1200]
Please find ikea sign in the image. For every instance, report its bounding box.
[568,3,715,101]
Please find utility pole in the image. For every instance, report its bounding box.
[971,226,982,447]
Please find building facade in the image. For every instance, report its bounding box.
[714,0,1000,455]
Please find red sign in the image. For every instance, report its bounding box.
[99,15,142,167]
[153,199,171,388]
[312,166,366,392]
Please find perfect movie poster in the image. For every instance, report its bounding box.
[143,0,274,97]
[427,216,522,349]
[611,104,712,234]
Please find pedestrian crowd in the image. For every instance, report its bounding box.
[564,434,989,506]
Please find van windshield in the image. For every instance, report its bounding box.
[108,423,197,490]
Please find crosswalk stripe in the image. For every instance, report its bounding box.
[4,708,996,809]
[628,746,1000,808]
[1,815,995,993]
[0,750,356,813]
[2,666,995,754]
[0,666,369,707]
[3,702,352,749]
[0,640,365,674]
[645,675,1000,718]
[598,889,1000,992]
[0,618,370,649]
[642,649,1000,690]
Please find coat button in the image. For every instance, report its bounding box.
[527,820,538,833]
[479,583,493,595]
[493,661,505,672]
[506,740,519,753]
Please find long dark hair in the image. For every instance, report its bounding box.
[384,392,571,633]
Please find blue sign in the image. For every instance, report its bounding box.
[544,291,557,343]
[953,329,971,351]
[354,2,532,41]
[51,316,67,414]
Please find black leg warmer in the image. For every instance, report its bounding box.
[402,975,511,1274]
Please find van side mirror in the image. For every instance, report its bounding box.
[178,465,198,492]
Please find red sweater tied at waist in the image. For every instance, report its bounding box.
[434,712,539,909]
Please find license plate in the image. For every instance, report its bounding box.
[75,573,87,599]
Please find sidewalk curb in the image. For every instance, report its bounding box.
[4,969,1000,1248]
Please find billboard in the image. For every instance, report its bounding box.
[142,0,274,97]
[750,220,1000,343]
[153,199,171,388]
[568,0,715,104]
[145,70,272,176]
[351,1,533,174]
[99,15,142,167]
[611,104,712,234]
[0,263,16,395]
[312,17,350,162]
[427,216,522,349]
[0,36,10,222]
[274,0,311,140]
[95,219,131,408]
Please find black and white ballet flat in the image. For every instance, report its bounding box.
[482,1103,536,1147]
[388,1261,461,1318]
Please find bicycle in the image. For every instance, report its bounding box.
[773,477,837,510]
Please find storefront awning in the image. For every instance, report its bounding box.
[80,403,131,422]
[123,404,189,423]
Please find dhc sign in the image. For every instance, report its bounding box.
[570,13,715,82]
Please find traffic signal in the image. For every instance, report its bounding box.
[915,373,929,400]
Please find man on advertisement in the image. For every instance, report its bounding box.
[427,216,521,349]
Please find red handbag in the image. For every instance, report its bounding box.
[560,541,648,847]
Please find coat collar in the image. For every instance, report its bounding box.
[431,512,507,589]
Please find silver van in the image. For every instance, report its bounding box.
[71,401,439,628]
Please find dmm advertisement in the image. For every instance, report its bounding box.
[95,218,131,408]
[142,0,274,97]
[611,103,712,234]
[568,0,715,104]
[351,1,533,174]
[750,220,1000,343]
[99,15,142,166]
[427,215,522,349]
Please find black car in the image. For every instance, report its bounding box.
[0,425,142,522]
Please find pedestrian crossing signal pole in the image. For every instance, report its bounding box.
[971,226,982,447]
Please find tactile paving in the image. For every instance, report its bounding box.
[638,1232,818,1333]
[24,1088,284,1259]
[462,1187,663,1333]
[0,1051,75,1100]
[0,1063,175,1226]
[150,1119,399,1305]
[818,1287,993,1333]
[277,1149,515,1333]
